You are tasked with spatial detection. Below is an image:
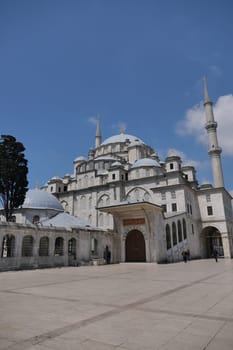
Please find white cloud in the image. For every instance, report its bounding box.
[88,116,98,125]
[177,94,233,156]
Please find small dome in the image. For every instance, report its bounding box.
[131,158,161,168]
[74,156,86,162]
[51,176,62,181]
[22,189,63,211]
[167,149,181,158]
[102,133,144,145]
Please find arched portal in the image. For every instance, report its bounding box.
[125,230,146,262]
[201,226,224,258]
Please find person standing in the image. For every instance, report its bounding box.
[182,251,187,263]
[213,248,218,262]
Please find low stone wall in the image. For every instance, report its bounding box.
[0,222,120,272]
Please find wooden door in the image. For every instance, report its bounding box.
[125,230,146,262]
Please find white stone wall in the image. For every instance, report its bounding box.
[0,223,120,272]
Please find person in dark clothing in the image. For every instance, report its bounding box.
[104,245,111,264]
[107,250,111,264]
[213,249,218,262]
[182,250,187,263]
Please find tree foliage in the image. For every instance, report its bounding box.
[0,135,28,221]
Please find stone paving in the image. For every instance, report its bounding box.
[0,259,233,349]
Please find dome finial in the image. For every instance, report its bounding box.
[35,179,40,189]
[119,123,126,134]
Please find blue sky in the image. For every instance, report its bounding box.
[0,0,233,191]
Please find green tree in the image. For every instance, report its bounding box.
[0,135,28,221]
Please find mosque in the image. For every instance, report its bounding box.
[0,80,233,270]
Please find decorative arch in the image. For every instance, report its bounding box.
[125,230,146,262]
[126,187,152,203]
[97,194,110,207]
[201,226,224,258]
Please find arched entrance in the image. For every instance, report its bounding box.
[125,230,146,262]
[201,226,224,258]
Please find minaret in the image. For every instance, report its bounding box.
[95,114,102,148]
[203,78,224,188]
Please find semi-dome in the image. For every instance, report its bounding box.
[111,161,122,167]
[102,133,144,145]
[22,189,63,211]
[131,158,161,168]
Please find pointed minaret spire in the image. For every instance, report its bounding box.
[95,113,102,148]
[203,77,212,105]
[203,78,224,188]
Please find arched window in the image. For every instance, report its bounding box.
[99,213,103,227]
[39,237,49,256]
[172,222,177,246]
[178,220,182,242]
[98,198,104,207]
[91,238,98,255]
[84,175,88,187]
[33,215,40,224]
[68,238,76,258]
[54,237,64,256]
[183,219,187,239]
[22,235,34,257]
[166,224,171,250]
[1,235,15,257]
[90,176,94,186]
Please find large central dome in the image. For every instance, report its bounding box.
[101,133,144,145]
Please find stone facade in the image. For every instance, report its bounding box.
[0,222,121,272]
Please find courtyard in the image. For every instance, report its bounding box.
[0,259,233,350]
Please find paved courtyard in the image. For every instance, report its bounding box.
[0,259,233,350]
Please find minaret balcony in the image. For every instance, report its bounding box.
[205,121,217,130]
[208,146,222,155]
